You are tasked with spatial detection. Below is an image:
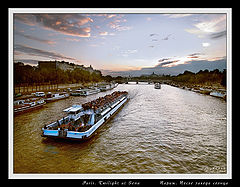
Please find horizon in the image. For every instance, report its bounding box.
[13,10,227,76]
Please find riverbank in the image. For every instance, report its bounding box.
[14,81,117,101]
[166,81,227,100]
[14,82,104,99]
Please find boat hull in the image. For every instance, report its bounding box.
[70,91,99,96]
[45,94,69,103]
[42,96,129,141]
[14,102,45,115]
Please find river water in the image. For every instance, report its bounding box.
[13,83,227,174]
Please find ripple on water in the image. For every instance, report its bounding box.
[13,84,227,174]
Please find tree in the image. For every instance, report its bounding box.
[104,75,113,82]
[221,69,226,86]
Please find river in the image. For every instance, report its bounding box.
[13,83,227,174]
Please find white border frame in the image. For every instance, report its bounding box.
[8,8,232,179]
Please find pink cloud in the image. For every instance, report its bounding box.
[15,14,93,38]
[99,31,108,36]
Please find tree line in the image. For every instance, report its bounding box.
[14,62,104,85]
[104,69,226,87]
[14,62,226,87]
[170,69,226,86]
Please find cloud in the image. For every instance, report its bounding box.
[14,14,37,26]
[158,58,170,62]
[163,14,192,18]
[157,56,186,67]
[209,30,227,39]
[146,17,152,21]
[108,15,131,31]
[187,53,202,58]
[157,53,204,68]
[108,57,227,77]
[162,34,172,40]
[185,14,226,39]
[150,33,158,37]
[188,53,202,56]
[14,44,80,62]
[16,31,56,45]
[156,57,183,68]
[99,31,108,36]
[106,14,117,19]
[64,37,81,42]
[15,13,93,37]
[159,60,180,67]
[120,49,138,57]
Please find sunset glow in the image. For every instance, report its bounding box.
[12,9,227,76]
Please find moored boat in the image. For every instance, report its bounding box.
[42,91,129,140]
[210,91,226,99]
[45,92,69,103]
[14,98,46,115]
[99,83,118,92]
[71,88,100,96]
[154,83,161,89]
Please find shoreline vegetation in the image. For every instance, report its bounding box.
[14,62,226,100]
[163,69,227,100]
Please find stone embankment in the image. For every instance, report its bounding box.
[14,82,104,100]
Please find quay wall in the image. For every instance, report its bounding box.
[14,83,84,95]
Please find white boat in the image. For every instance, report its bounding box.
[35,92,45,97]
[99,83,118,92]
[71,88,100,96]
[154,83,161,89]
[14,98,46,115]
[42,91,129,140]
[210,91,226,99]
[45,92,69,103]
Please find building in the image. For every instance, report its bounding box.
[38,60,100,75]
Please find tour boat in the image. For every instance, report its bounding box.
[154,83,161,89]
[14,98,46,115]
[41,91,129,140]
[71,88,100,96]
[45,92,69,103]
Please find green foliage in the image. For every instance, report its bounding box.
[14,62,103,85]
[171,69,226,86]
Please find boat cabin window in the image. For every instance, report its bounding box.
[69,111,77,115]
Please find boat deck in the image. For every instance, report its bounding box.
[42,91,128,140]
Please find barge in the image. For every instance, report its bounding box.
[45,92,69,103]
[41,91,129,140]
[14,98,46,115]
[71,88,100,96]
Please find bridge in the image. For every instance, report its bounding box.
[117,78,171,85]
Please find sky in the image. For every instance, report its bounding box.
[13,12,227,76]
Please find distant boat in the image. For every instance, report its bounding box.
[210,91,226,99]
[35,92,45,97]
[99,83,118,92]
[154,83,161,89]
[71,88,100,96]
[45,92,69,103]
